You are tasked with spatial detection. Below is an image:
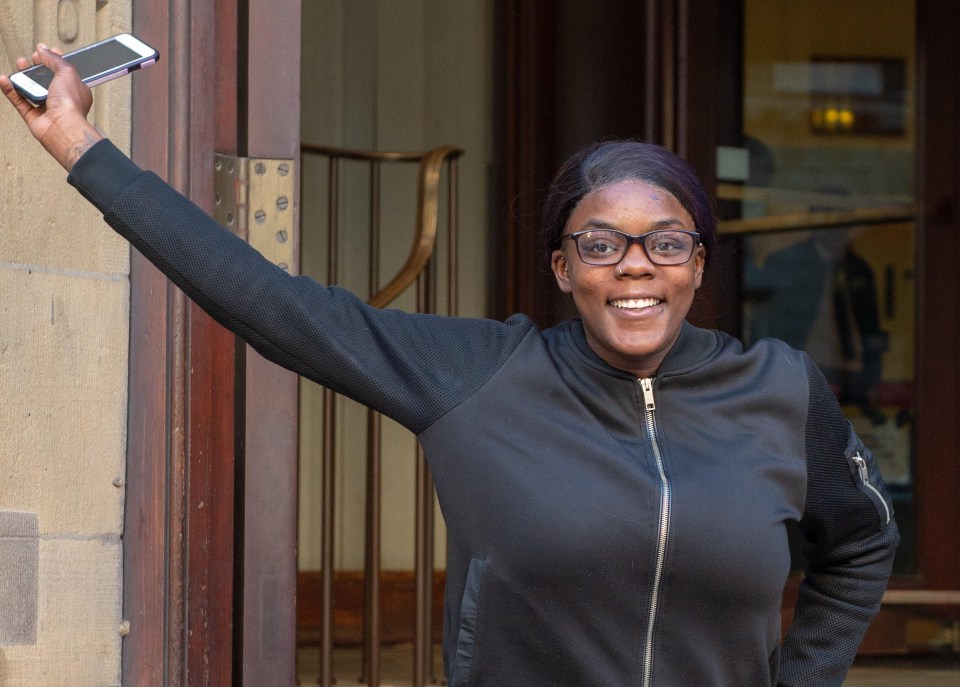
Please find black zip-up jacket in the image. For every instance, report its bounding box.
[69,140,898,686]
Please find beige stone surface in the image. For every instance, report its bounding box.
[0,268,127,535]
[0,159,130,277]
[0,538,122,686]
[0,0,132,277]
[0,1,131,684]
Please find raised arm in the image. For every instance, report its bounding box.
[2,44,534,434]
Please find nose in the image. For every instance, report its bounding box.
[616,241,655,276]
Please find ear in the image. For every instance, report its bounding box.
[693,246,706,289]
[551,250,573,294]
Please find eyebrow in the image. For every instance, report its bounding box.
[579,218,691,232]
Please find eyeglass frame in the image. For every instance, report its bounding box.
[562,228,703,267]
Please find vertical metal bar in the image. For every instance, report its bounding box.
[301,147,458,686]
[423,453,437,685]
[319,156,340,687]
[320,385,336,687]
[414,191,439,684]
[363,406,382,685]
[413,444,430,687]
[362,161,383,687]
[447,159,459,318]
[431,156,460,684]
[425,229,438,685]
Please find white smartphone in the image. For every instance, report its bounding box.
[9,33,159,106]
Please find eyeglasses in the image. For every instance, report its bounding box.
[563,228,701,266]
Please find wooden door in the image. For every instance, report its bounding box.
[685,0,960,654]
[124,0,300,684]
[498,0,960,657]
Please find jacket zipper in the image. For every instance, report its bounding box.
[851,452,891,524]
[639,378,670,687]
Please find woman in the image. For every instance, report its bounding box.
[2,46,897,686]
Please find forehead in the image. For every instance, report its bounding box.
[569,180,692,227]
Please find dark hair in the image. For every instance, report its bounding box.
[541,140,718,267]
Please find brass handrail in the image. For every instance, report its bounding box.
[718,204,915,235]
[300,142,462,687]
[716,182,913,209]
[883,589,960,605]
[301,143,464,308]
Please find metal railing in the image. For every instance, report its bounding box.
[300,143,463,686]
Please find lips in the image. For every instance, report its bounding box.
[609,297,663,310]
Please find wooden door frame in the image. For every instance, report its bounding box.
[493,0,559,327]
[914,0,960,595]
[233,1,301,683]
[124,1,300,684]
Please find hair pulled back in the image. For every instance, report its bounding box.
[541,140,717,267]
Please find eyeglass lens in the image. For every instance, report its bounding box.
[574,229,696,265]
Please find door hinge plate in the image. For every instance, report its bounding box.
[214,154,297,274]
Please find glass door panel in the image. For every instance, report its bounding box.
[716,0,916,574]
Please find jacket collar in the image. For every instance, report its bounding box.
[565,319,720,379]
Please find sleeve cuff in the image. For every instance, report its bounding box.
[67,138,146,212]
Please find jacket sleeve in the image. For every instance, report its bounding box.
[777,355,899,686]
[67,139,533,433]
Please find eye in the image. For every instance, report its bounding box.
[647,232,690,255]
[579,231,625,258]
[582,240,617,256]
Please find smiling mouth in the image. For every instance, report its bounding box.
[609,297,663,310]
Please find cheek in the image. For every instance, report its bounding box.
[568,268,604,296]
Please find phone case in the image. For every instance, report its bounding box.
[10,34,159,105]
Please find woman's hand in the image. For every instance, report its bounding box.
[0,43,103,171]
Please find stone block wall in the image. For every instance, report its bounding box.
[0,1,131,684]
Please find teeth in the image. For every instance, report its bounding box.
[611,298,662,309]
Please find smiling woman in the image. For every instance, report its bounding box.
[1,41,898,682]
[543,141,713,378]
[551,179,705,378]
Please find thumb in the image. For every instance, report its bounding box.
[33,42,94,116]
[34,43,77,77]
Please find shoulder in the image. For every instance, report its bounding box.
[683,327,810,385]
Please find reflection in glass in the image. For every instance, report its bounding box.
[741,224,914,492]
[719,0,917,573]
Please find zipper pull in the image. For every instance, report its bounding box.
[852,452,870,484]
[640,378,656,412]
[851,450,892,524]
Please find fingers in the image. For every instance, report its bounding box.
[33,43,64,57]
[34,44,74,74]
[32,43,62,58]
[0,73,37,117]
[2,42,95,149]
[6,44,69,77]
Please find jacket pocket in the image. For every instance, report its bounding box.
[844,424,893,527]
[449,557,486,687]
